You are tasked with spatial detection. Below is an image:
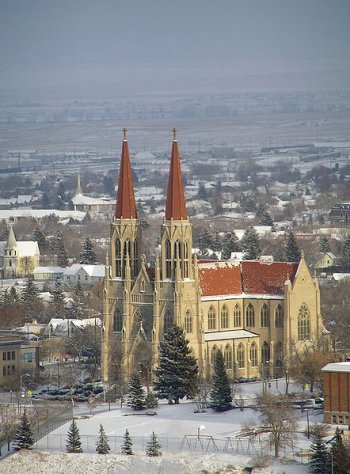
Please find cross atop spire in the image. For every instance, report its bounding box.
[165,130,188,220]
[123,127,128,141]
[115,129,137,219]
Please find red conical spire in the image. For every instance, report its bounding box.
[115,128,137,219]
[165,129,188,220]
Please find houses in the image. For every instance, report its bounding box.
[62,264,105,287]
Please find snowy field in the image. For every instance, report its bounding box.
[1,380,326,473]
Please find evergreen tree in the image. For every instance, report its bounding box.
[21,276,39,304]
[79,237,97,264]
[197,228,214,256]
[145,391,158,409]
[21,277,42,321]
[146,431,162,457]
[13,409,34,450]
[154,325,198,404]
[319,236,331,254]
[51,280,67,317]
[258,210,274,228]
[285,231,301,262]
[330,427,350,474]
[341,236,350,271]
[121,429,133,455]
[33,227,47,252]
[96,424,110,454]
[309,433,330,474]
[211,231,222,252]
[241,226,261,260]
[222,231,241,259]
[66,418,82,453]
[127,372,146,410]
[54,231,68,267]
[209,350,232,412]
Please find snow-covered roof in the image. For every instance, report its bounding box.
[204,330,259,341]
[322,362,350,373]
[63,264,105,277]
[0,209,86,222]
[16,241,40,257]
[33,266,65,274]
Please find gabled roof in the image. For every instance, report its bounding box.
[115,133,137,219]
[165,133,188,220]
[63,264,105,277]
[199,260,298,298]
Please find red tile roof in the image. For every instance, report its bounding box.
[115,138,137,219]
[199,261,298,297]
[165,139,188,220]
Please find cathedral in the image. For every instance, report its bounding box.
[101,130,325,383]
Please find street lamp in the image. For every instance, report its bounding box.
[197,424,205,439]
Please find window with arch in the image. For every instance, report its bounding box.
[261,341,270,364]
[184,310,192,333]
[208,306,216,330]
[298,303,310,341]
[275,341,283,368]
[164,310,173,334]
[165,240,171,278]
[113,308,123,332]
[237,343,245,368]
[234,304,241,327]
[246,304,255,327]
[115,239,121,277]
[174,240,182,260]
[275,304,284,328]
[211,346,218,366]
[260,304,269,328]
[221,305,229,329]
[183,241,189,278]
[250,342,258,367]
[133,240,138,276]
[224,345,232,369]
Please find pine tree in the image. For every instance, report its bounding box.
[33,227,47,252]
[341,237,350,271]
[209,350,232,412]
[54,231,68,267]
[21,277,42,321]
[79,237,97,264]
[96,424,110,454]
[51,280,67,317]
[241,226,261,260]
[13,409,34,450]
[258,210,274,228]
[127,372,146,410]
[145,391,158,409]
[222,231,241,259]
[66,418,82,453]
[309,433,330,474]
[319,236,331,253]
[330,427,350,474]
[146,431,162,457]
[121,429,133,455]
[154,325,198,404]
[197,228,214,256]
[285,231,301,262]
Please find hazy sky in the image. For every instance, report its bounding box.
[1,0,350,93]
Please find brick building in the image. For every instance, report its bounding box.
[322,362,350,425]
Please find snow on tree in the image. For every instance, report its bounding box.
[309,433,331,474]
[209,350,232,412]
[221,231,241,259]
[33,227,47,252]
[66,418,82,453]
[241,226,261,260]
[145,391,158,409]
[341,236,350,271]
[319,236,331,253]
[154,325,198,404]
[330,427,350,473]
[79,237,97,264]
[197,228,214,256]
[258,210,274,228]
[146,431,162,457]
[54,231,68,267]
[285,231,301,262]
[121,429,133,455]
[13,409,34,450]
[95,424,110,454]
[127,372,146,410]
[51,280,67,317]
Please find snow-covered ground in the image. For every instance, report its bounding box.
[1,380,328,473]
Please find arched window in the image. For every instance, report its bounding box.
[133,240,138,276]
[183,241,189,278]
[237,343,245,368]
[250,342,258,367]
[164,310,173,334]
[275,341,283,368]
[261,341,270,364]
[115,239,121,277]
[224,344,232,369]
[298,303,310,341]
[165,240,171,278]
[184,310,192,333]
[208,306,216,330]
[234,304,241,327]
[113,308,123,332]
[260,304,269,327]
[211,345,218,366]
[123,239,131,276]
[221,305,229,329]
[275,304,284,328]
[246,304,255,327]
[174,240,182,260]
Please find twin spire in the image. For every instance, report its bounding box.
[115,128,188,221]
